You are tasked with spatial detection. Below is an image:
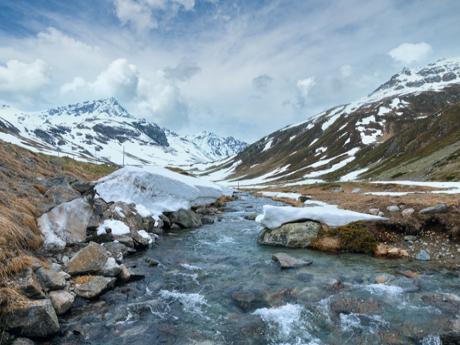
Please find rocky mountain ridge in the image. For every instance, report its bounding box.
[0,98,247,166]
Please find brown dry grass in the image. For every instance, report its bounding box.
[0,140,116,304]
[0,287,28,315]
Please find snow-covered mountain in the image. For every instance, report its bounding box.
[0,97,247,166]
[202,58,460,185]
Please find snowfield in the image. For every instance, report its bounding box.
[96,166,229,219]
[256,203,385,229]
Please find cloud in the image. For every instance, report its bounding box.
[296,77,316,99]
[388,42,432,64]
[340,64,353,78]
[252,74,273,92]
[163,61,201,81]
[113,0,195,32]
[0,59,49,93]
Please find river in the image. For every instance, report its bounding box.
[54,193,460,345]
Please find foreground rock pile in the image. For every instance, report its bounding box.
[1,175,230,342]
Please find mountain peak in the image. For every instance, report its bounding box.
[44,97,132,118]
[370,57,460,98]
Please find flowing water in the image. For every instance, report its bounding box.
[56,194,460,345]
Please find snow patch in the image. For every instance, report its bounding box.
[97,219,130,236]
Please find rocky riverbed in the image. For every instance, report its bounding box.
[2,193,455,345]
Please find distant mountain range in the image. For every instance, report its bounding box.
[0,97,247,166]
[202,58,460,185]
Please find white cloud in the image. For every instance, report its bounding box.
[388,42,432,64]
[0,59,49,93]
[296,77,316,99]
[113,0,196,32]
[340,64,353,78]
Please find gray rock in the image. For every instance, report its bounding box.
[231,289,269,312]
[70,180,94,194]
[386,205,400,212]
[258,221,321,248]
[169,209,202,228]
[401,208,415,217]
[419,203,449,214]
[201,216,215,225]
[368,208,381,216]
[15,268,45,299]
[3,299,59,338]
[49,290,75,315]
[35,268,67,290]
[351,188,362,194]
[42,184,80,211]
[12,337,35,345]
[244,213,257,221]
[37,198,93,251]
[101,257,122,277]
[404,235,417,242]
[102,241,136,262]
[415,249,431,261]
[132,231,152,249]
[74,276,116,299]
[272,253,312,269]
[115,235,135,248]
[119,264,131,282]
[66,242,109,275]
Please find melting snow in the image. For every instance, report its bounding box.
[97,219,130,236]
[340,167,369,181]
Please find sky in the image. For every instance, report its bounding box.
[0,0,459,142]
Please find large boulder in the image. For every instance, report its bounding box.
[102,241,136,263]
[49,290,74,315]
[257,221,321,248]
[419,203,449,214]
[38,198,93,251]
[66,242,109,275]
[74,276,116,299]
[168,209,202,229]
[35,268,67,291]
[2,299,60,338]
[272,253,312,269]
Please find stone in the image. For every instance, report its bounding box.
[119,264,131,282]
[37,198,93,251]
[70,180,94,194]
[66,242,109,275]
[419,203,449,214]
[309,236,341,252]
[231,289,269,312]
[415,249,430,261]
[368,208,380,216]
[257,221,321,248]
[145,257,160,267]
[170,223,182,232]
[12,338,35,345]
[49,290,74,315]
[101,257,122,277]
[35,268,67,290]
[375,274,393,284]
[102,241,136,262]
[74,276,116,299]
[3,299,60,338]
[116,235,135,248]
[404,235,417,242]
[401,208,415,217]
[330,297,380,316]
[387,205,400,212]
[201,216,215,225]
[43,184,80,210]
[15,268,45,299]
[272,253,312,269]
[168,209,202,229]
[449,226,460,241]
[244,213,257,221]
[399,270,419,279]
[132,230,152,249]
[351,188,362,194]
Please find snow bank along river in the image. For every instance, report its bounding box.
[55,194,459,345]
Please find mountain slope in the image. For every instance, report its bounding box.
[0,98,247,166]
[204,58,460,185]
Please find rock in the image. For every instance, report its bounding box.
[231,289,269,312]
[257,221,321,248]
[12,338,35,345]
[159,214,171,229]
[375,274,394,284]
[351,188,362,194]
[170,223,182,232]
[35,268,67,290]
[132,230,153,249]
[368,208,381,216]
[401,208,415,217]
[43,184,81,210]
[330,187,343,193]
[309,236,341,252]
[70,180,94,194]
[330,297,380,316]
[66,242,109,275]
[119,265,131,282]
[272,253,312,269]
[387,205,400,212]
[448,226,460,241]
[116,235,135,248]
[49,290,74,315]
[244,213,257,221]
[168,209,202,229]
[101,257,122,277]
[74,276,116,299]
[102,241,136,262]
[415,249,431,261]
[399,270,419,279]
[15,268,45,299]
[374,244,408,258]
[419,203,449,214]
[2,299,59,338]
[37,198,93,251]
[404,235,417,242]
[201,216,215,225]
[145,257,160,267]
[327,279,345,291]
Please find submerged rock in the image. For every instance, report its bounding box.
[231,289,269,312]
[416,249,431,261]
[258,221,321,248]
[66,242,109,275]
[169,209,202,229]
[2,299,60,338]
[272,253,312,269]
